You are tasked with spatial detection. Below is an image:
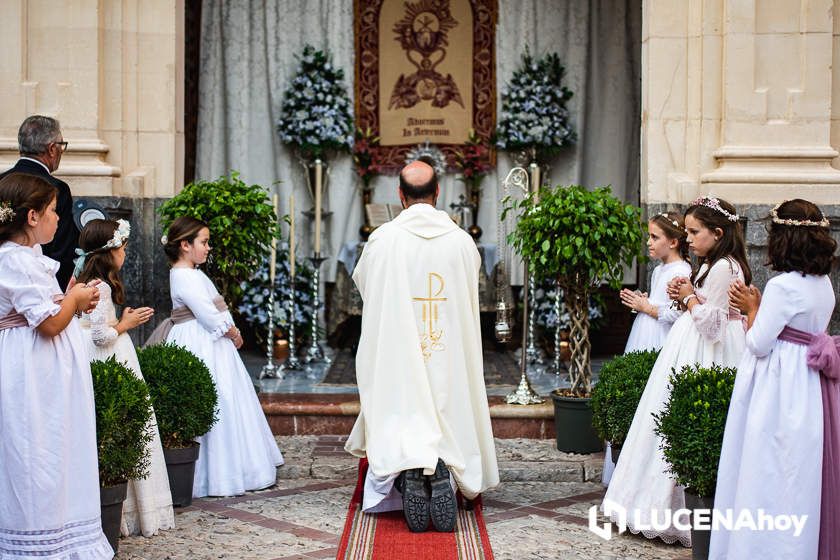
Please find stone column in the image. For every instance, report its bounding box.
[643,0,840,206]
[0,0,184,198]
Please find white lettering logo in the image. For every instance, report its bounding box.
[587,502,809,541]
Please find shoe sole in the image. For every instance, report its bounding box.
[429,460,456,532]
[402,468,430,533]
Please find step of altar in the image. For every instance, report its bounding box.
[259,393,557,439]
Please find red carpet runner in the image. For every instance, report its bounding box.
[336,459,495,560]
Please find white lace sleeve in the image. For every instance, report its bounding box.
[89,283,118,347]
[690,260,739,343]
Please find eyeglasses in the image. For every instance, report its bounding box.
[53,141,68,153]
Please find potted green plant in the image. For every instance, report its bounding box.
[157,171,279,308]
[590,350,660,462]
[91,357,154,553]
[653,363,737,560]
[505,185,644,453]
[137,343,218,507]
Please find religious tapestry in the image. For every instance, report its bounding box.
[354,0,497,172]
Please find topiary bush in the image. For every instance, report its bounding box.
[158,171,279,307]
[136,343,218,449]
[653,363,737,497]
[91,357,154,487]
[590,349,659,446]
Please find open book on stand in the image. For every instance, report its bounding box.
[365,203,403,228]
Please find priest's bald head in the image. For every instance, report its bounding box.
[399,157,440,208]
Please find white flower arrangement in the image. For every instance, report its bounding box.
[237,242,319,345]
[0,202,15,224]
[104,219,130,249]
[495,48,576,162]
[276,45,354,160]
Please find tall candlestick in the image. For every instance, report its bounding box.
[289,193,296,278]
[314,159,322,254]
[529,162,540,195]
[269,193,278,285]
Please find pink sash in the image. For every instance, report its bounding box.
[0,295,64,331]
[144,296,228,347]
[778,326,840,560]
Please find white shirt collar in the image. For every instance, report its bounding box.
[19,156,51,174]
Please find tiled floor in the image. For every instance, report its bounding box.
[118,436,691,560]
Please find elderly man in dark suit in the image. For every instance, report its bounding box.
[0,115,78,289]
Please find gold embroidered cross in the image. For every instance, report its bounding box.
[413,272,447,361]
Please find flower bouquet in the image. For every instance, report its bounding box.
[495,48,575,164]
[276,45,353,160]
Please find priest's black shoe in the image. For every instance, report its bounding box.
[429,459,456,532]
[398,468,430,532]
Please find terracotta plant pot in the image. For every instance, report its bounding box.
[273,338,289,362]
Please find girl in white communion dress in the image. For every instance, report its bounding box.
[158,216,283,498]
[75,218,175,538]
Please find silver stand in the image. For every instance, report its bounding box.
[285,277,303,370]
[304,254,330,364]
[506,259,543,405]
[525,273,544,367]
[259,288,283,379]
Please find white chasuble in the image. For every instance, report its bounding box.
[345,203,499,501]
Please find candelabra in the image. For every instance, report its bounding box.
[285,282,302,370]
[553,284,567,376]
[258,288,283,379]
[304,254,330,364]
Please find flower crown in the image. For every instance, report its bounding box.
[691,196,739,222]
[770,201,830,228]
[0,202,15,224]
[72,219,130,277]
[657,212,683,230]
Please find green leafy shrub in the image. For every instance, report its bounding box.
[653,363,737,497]
[591,350,659,446]
[504,185,644,396]
[137,343,218,449]
[158,171,279,307]
[91,357,154,486]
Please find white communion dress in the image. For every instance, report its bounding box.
[710,272,834,559]
[603,259,692,486]
[165,267,283,498]
[79,280,175,537]
[0,242,113,559]
[603,258,746,546]
[623,259,692,353]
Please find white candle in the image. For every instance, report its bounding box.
[289,192,296,278]
[314,159,322,255]
[529,162,540,194]
[269,193,278,285]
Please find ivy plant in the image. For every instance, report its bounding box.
[504,185,644,396]
[158,171,280,307]
[653,363,737,498]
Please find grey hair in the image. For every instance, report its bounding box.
[18,115,62,156]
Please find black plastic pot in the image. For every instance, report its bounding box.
[551,393,603,454]
[684,491,714,560]
[163,443,200,507]
[100,481,128,554]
